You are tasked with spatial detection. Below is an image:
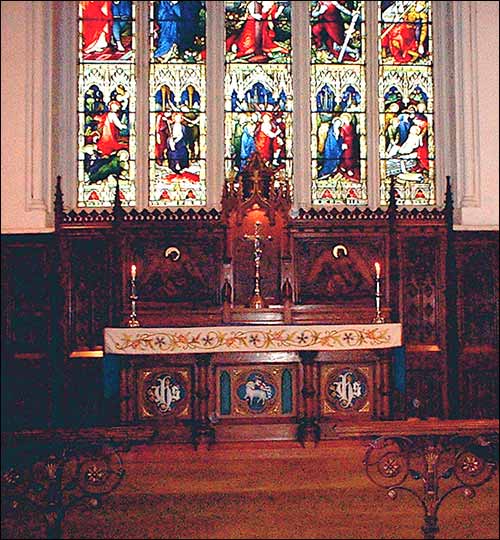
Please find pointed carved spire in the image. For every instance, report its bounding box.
[112,178,125,223]
[54,175,64,231]
[387,177,398,224]
[281,278,293,303]
[222,278,233,304]
[444,175,454,230]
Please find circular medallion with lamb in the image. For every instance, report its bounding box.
[236,371,277,413]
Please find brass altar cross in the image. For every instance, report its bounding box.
[244,221,272,309]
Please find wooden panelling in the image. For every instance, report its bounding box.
[456,231,499,418]
[2,208,498,432]
[129,230,224,308]
[400,233,446,347]
[68,235,112,351]
[293,232,388,305]
[1,358,50,430]
[1,234,53,429]
[406,368,444,419]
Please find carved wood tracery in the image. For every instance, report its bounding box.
[4,175,498,431]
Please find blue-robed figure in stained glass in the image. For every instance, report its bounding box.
[154,1,181,60]
[111,0,132,52]
[319,117,343,177]
[153,1,205,62]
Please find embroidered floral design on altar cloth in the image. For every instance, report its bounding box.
[109,325,400,354]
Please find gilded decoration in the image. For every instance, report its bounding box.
[216,365,296,418]
[234,370,278,416]
[105,323,402,355]
[138,368,190,419]
[323,365,371,415]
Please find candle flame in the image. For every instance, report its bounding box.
[375,262,381,278]
[131,264,137,279]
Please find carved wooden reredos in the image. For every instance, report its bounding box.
[54,168,452,329]
[52,165,459,416]
[50,162,463,419]
[5,169,498,431]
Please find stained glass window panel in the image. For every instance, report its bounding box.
[311,1,367,206]
[225,1,291,63]
[148,1,207,207]
[78,1,136,207]
[151,0,206,63]
[379,1,435,205]
[224,2,292,194]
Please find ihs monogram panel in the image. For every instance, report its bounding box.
[321,364,374,418]
[137,367,192,420]
[216,365,298,418]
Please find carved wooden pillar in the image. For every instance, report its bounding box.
[110,181,125,327]
[281,278,293,324]
[50,176,67,427]
[387,178,400,322]
[374,354,391,419]
[444,176,460,418]
[222,220,234,323]
[298,351,320,445]
[281,224,293,322]
[221,277,233,323]
[193,354,215,449]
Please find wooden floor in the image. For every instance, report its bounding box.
[4,439,497,540]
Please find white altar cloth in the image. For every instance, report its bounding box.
[104,323,402,355]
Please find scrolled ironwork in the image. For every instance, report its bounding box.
[364,434,498,539]
[1,443,125,540]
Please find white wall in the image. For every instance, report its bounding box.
[1,1,53,233]
[459,1,499,229]
[1,1,498,233]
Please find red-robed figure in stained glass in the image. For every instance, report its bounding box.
[311,1,360,61]
[226,1,287,60]
[381,1,429,64]
[254,112,283,167]
[96,100,128,157]
[339,113,360,180]
[81,1,113,54]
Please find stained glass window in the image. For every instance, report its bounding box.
[78,1,136,207]
[148,1,207,206]
[75,2,438,210]
[310,1,367,206]
[224,1,293,194]
[379,1,435,205]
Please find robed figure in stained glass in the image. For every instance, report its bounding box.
[380,1,429,64]
[81,1,132,58]
[154,1,181,60]
[254,111,284,167]
[311,1,361,62]
[319,117,343,177]
[154,1,204,61]
[96,99,128,156]
[226,1,288,61]
[81,1,113,54]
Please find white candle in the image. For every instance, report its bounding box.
[375,262,381,298]
[131,264,137,280]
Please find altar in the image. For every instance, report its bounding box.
[104,323,404,446]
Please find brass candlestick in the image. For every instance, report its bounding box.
[372,273,385,324]
[128,276,141,327]
[244,221,272,309]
